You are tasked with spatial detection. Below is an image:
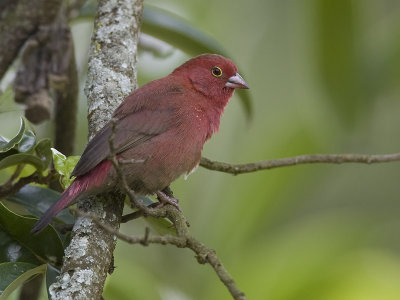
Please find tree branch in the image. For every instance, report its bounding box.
[75,201,247,300]
[51,6,79,157]
[0,170,57,198]
[13,2,78,133]
[200,153,400,175]
[49,1,144,299]
[0,0,62,79]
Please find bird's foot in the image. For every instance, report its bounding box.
[156,190,181,211]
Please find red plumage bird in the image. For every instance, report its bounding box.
[31,54,248,233]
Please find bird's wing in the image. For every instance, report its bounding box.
[71,82,183,177]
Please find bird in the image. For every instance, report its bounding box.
[31,54,249,234]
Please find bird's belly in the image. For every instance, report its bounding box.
[118,130,203,194]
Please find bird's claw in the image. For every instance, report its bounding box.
[156,190,181,211]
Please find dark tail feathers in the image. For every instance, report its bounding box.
[31,182,79,234]
[31,160,111,234]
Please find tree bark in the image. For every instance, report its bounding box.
[48,1,143,299]
[0,0,62,79]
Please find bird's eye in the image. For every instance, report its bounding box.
[211,66,223,77]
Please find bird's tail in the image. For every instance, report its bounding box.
[31,160,112,234]
[31,179,83,234]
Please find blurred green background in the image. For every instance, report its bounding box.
[3,0,400,299]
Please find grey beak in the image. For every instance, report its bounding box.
[225,72,249,89]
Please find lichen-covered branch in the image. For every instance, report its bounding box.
[84,1,142,136]
[200,153,400,175]
[49,1,144,299]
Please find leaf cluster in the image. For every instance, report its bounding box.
[0,118,51,173]
[0,117,75,298]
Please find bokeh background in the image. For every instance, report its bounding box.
[3,0,400,299]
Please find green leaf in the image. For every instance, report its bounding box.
[35,139,52,170]
[145,217,175,235]
[0,136,7,148]
[314,0,364,126]
[0,202,64,266]
[138,195,155,207]
[136,196,175,235]
[51,148,66,173]
[0,138,51,173]
[0,263,45,300]
[236,89,252,118]
[51,148,79,189]
[142,5,226,56]
[61,156,80,188]
[76,0,97,18]
[142,5,252,117]
[6,185,74,224]
[0,118,26,153]
[0,148,18,161]
[0,85,14,105]
[18,130,36,153]
[0,153,44,171]
[0,231,40,265]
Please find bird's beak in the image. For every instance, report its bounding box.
[225,73,249,89]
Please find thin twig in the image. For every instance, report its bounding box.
[74,207,246,300]
[0,170,58,198]
[141,227,150,246]
[121,210,144,223]
[4,164,24,186]
[73,209,182,245]
[200,153,400,175]
[121,202,159,223]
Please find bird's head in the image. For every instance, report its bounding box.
[172,54,249,103]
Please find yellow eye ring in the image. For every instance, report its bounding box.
[211,66,223,77]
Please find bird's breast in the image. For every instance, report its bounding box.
[117,122,205,194]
